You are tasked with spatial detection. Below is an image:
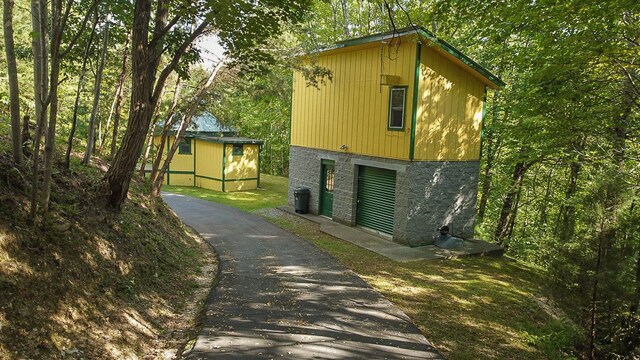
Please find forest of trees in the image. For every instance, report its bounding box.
[1,0,639,358]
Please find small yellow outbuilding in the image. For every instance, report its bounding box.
[153,112,263,192]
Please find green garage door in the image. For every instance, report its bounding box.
[356,166,396,235]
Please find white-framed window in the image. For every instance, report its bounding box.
[388,87,407,130]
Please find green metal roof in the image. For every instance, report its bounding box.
[189,133,264,145]
[330,26,505,89]
[155,112,237,135]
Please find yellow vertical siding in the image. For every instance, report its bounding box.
[224,144,259,192]
[414,46,485,161]
[291,41,416,160]
[194,140,223,180]
[166,136,194,171]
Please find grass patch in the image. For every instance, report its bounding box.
[163,173,287,211]
[168,174,582,359]
[265,214,582,360]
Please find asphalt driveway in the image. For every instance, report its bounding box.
[163,193,442,359]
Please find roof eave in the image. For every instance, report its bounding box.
[308,26,505,90]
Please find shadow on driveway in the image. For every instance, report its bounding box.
[163,193,442,359]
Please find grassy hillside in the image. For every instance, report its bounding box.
[0,151,215,358]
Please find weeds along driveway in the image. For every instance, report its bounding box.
[163,193,442,359]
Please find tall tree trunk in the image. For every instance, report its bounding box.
[40,0,61,212]
[3,0,22,166]
[477,130,497,221]
[29,0,49,220]
[109,32,131,159]
[105,0,152,210]
[41,0,74,212]
[588,219,606,360]
[494,158,531,245]
[142,78,176,178]
[557,158,581,239]
[105,0,209,210]
[21,115,31,156]
[64,10,98,169]
[83,13,110,165]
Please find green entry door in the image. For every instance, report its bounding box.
[320,161,335,217]
[356,166,396,235]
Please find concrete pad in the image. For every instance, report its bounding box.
[279,206,503,262]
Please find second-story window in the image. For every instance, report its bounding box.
[388,87,407,130]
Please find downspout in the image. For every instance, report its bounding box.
[257,143,262,188]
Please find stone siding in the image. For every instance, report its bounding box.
[288,146,480,246]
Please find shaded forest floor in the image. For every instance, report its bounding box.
[0,149,216,358]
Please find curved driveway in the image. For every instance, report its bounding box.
[163,193,442,359]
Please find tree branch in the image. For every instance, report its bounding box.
[60,0,99,58]
[151,19,210,106]
[149,14,182,48]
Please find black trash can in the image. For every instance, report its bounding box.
[294,187,310,214]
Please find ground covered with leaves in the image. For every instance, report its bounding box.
[0,154,216,359]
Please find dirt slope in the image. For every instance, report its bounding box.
[0,155,216,359]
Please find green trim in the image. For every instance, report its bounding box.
[224,177,259,182]
[193,139,197,186]
[178,138,192,155]
[409,42,421,161]
[387,86,408,131]
[416,29,505,88]
[222,144,226,192]
[232,143,244,155]
[480,86,487,159]
[195,175,223,182]
[257,148,261,188]
[327,26,504,89]
[288,74,294,146]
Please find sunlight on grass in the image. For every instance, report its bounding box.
[262,213,582,360]
[164,176,582,359]
[163,174,288,211]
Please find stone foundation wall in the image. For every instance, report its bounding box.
[288,146,480,246]
[400,161,480,246]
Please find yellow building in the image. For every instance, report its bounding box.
[153,113,263,192]
[289,27,503,246]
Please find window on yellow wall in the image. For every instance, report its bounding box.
[388,87,407,130]
[178,138,191,154]
[232,144,243,155]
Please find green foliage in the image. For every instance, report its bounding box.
[208,66,293,176]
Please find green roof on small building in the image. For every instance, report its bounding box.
[155,112,236,136]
